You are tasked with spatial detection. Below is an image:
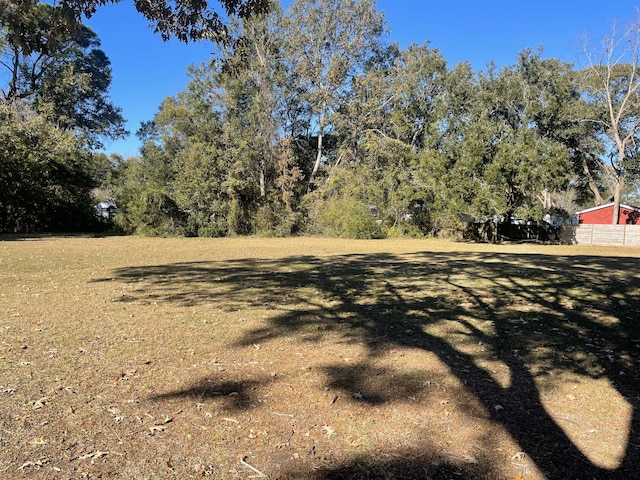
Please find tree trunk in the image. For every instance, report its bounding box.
[581,157,605,206]
[312,128,323,178]
[308,109,325,191]
[611,177,623,225]
[610,142,625,224]
[259,157,266,198]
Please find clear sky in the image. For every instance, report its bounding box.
[85,0,640,157]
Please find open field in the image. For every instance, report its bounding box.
[1,235,639,479]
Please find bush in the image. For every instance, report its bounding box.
[385,224,424,238]
[316,197,384,239]
[0,105,96,233]
[255,202,302,237]
[115,189,184,237]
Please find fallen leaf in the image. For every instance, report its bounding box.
[248,428,266,438]
[30,397,47,409]
[19,459,47,470]
[29,436,47,445]
[511,452,526,461]
[149,425,166,435]
[321,425,335,438]
[74,451,109,461]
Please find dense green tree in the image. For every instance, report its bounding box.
[34,28,127,146]
[1,2,126,147]
[213,11,279,233]
[138,6,305,237]
[283,0,386,188]
[120,5,302,238]
[103,3,640,240]
[324,42,450,236]
[89,152,122,186]
[0,0,127,232]
[443,51,576,226]
[515,53,603,211]
[0,103,95,232]
[0,0,272,45]
[155,73,235,236]
[106,142,182,236]
[111,61,234,236]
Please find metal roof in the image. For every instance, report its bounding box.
[576,202,640,215]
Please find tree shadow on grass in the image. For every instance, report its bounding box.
[97,250,640,479]
[150,378,270,411]
[288,452,497,480]
[322,364,439,405]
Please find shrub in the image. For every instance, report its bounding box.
[316,197,384,239]
[255,203,301,237]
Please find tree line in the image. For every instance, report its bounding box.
[2,0,640,237]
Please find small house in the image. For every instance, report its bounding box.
[576,202,640,225]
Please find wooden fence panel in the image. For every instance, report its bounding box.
[561,224,640,247]
[624,226,640,247]
[592,225,625,246]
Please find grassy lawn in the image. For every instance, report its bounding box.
[1,236,639,479]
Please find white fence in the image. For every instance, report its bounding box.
[560,224,640,247]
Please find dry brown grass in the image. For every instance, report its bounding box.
[1,235,639,480]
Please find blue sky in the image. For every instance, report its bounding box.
[85,0,639,157]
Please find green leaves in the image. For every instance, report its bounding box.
[443,51,580,223]
[1,3,126,148]
[284,0,386,183]
[101,3,637,239]
[0,104,95,232]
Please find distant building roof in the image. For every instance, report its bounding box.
[576,202,640,215]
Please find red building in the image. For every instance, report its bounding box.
[577,202,640,225]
